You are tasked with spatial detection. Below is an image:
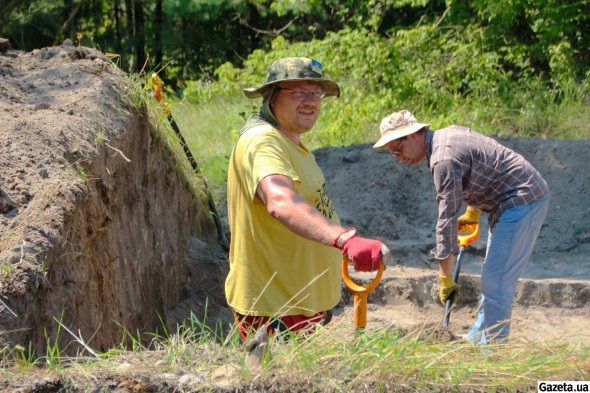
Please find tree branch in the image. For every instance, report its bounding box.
[237,15,299,37]
[52,1,82,46]
[0,0,21,18]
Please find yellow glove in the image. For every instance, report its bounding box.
[458,206,480,224]
[439,275,460,305]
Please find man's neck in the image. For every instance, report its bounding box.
[278,126,303,146]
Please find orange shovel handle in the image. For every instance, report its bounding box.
[341,256,384,329]
[458,223,480,248]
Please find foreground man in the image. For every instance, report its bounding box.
[226,57,390,342]
[374,110,549,344]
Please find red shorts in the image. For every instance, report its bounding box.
[233,310,332,341]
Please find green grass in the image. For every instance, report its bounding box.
[168,77,590,203]
[170,96,250,203]
[1,313,588,391]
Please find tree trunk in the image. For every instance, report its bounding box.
[53,0,81,46]
[124,0,135,71]
[134,0,146,72]
[154,0,163,74]
[114,0,122,54]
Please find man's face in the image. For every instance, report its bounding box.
[384,133,425,165]
[271,81,325,135]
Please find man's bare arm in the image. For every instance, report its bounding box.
[256,174,347,246]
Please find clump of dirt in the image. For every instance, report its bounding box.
[426,323,456,342]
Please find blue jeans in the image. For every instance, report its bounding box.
[467,197,549,344]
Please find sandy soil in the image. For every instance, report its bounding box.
[0,41,230,354]
[336,265,590,345]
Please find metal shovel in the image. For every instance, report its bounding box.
[442,223,480,327]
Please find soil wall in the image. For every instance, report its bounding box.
[0,44,229,354]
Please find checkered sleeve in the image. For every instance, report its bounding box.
[431,159,463,259]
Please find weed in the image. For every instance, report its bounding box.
[92,122,106,146]
[1,261,12,275]
[44,313,63,368]
[12,343,39,367]
[63,162,89,181]
[573,224,589,237]
[125,72,149,110]
[114,320,146,352]
[0,231,16,244]
[39,257,48,272]
[76,166,88,180]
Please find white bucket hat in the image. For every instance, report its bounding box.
[373,110,430,150]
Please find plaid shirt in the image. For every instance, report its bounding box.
[425,126,549,259]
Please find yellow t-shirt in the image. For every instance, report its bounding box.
[225,124,341,317]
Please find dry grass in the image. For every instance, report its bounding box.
[3,310,588,391]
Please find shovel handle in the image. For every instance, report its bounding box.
[458,223,479,248]
[342,256,384,329]
[442,246,465,327]
[341,256,384,294]
[442,223,480,327]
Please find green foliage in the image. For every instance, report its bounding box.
[2,0,589,87]
[261,324,590,390]
[172,12,589,192]
[469,0,590,81]
[1,312,589,388]
[182,19,589,144]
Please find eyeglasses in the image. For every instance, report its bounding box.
[277,87,326,101]
[390,137,406,156]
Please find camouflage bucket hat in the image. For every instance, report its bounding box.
[243,57,341,99]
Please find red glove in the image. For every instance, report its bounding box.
[334,229,382,272]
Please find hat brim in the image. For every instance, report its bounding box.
[243,78,341,99]
[373,123,430,150]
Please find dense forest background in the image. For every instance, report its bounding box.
[3,0,589,84]
[2,0,589,146]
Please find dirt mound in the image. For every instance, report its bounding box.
[0,42,231,353]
